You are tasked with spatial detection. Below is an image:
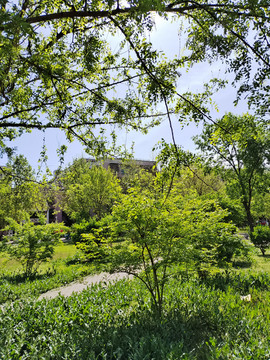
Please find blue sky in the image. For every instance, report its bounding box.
[3,15,248,172]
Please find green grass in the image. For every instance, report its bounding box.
[0,240,270,358]
[250,249,270,272]
[0,242,104,305]
[0,274,270,359]
[0,242,79,272]
[52,243,79,260]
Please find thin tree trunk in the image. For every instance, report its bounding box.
[243,200,254,233]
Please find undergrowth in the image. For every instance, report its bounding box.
[0,262,98,304]
[0,272,270,359]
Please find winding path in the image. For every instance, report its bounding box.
[38,272,133,300]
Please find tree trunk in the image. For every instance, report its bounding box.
[260,247,266,256]
[243,200,254,233]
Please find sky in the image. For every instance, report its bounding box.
[3,14,248,173]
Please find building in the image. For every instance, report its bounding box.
[87,158,156,178]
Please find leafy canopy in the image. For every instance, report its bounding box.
[59,158,122,221]
[0,155,48,228]
[0,1,270,159]
[194,113,270,232]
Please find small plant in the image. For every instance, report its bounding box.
[250,226,270,256]
[1,218,67,277]
[74,216,111,262]
[77,231,108,260]
[70,218,99,244]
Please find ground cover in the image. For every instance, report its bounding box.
[0,272,270,359]
[0,243,102,304]
[0,242,269,359]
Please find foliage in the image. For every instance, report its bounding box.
[252,174,270,223]
[0,1,269,160]
[179,167,224,198]
[74,216,112,261]
[154,141,196,193]
[180,198,248,274]
[217,191,247,228]
[78,231,108,261]
[119,160,156,193]
[108,184,246,314]
[1,219,67,277]
[194,113,270,232]
[0,155,48,228]
[109,187,188,314]
[70,218,100,244]
[59,158,122,221]
[1,273,270,359]
[250,225,270,256]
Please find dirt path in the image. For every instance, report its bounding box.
[38,272,133,300]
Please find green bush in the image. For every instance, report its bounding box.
[71,217,111,262]
[1,220,67,277]
[250,225,270,256]
[70,218,99,244]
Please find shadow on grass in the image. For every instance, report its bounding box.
[257,253,270,258]
[0,269,56,284]
[15,303,220,360]
[72,312,216,359]
[198,271,270,293]
[232,260,253,269]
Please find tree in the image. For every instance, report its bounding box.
[250,225,270,256]
[1,218,67,277]
[108,183,244,315]
[194,113,270,232]
[119,159,156,193]
[156,141,248,227]
[252,171,270,224]
[0,1,269,160]
[59,158,122,221]
[0,155,48,228]
[109,187,188,315]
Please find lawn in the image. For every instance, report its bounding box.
[0,242,103,304]
[0,242,78,272]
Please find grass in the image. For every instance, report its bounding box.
[0,242,78,272]
[0,242,105,304]
[250,250,270,272]
[0,240,270,358]
[52,243,79,260]
[0,273,270,359]
[238,241,270,273]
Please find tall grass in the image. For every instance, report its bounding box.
[0,241,269,358]
[1,272,270,359]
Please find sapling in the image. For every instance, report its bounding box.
[1,217,67,277]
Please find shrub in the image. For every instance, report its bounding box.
[71,217,112,262]
[70,218,99,244]
[1,219,67,277]
[250,226,270,256]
